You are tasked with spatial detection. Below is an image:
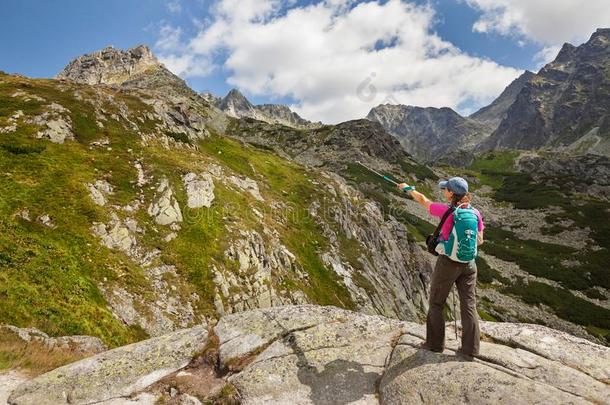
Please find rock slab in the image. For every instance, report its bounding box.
[8,325,207,405]
[214,306,610,405]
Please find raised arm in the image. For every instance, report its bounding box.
[397,183,432,209]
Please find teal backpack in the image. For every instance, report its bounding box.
[442,203,479,263]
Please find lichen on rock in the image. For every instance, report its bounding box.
[148,178,183,225]
[183,172,215,208]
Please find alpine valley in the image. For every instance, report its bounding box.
[0,27,608,405]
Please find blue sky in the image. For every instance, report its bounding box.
[0,0,605,123]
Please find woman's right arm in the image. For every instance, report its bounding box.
[397,184,432,209]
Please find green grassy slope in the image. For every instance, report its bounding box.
[0,74,358,347]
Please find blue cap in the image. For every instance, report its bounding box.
[438,177,468,194]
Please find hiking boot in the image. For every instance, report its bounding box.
[456,348,477,360]
[418,342,443,353]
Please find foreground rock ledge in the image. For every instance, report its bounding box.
[8,326,207,405]
[7,305,610,404]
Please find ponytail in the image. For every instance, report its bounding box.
[451,192,471,207]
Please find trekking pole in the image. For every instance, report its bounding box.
[452,287,458,341]
[356,161,415,191]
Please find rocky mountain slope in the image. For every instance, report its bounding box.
[439,150,610,344]
[56,45,160,86]
[364,70,535,163]
[228,117,410,168]
[1,40,608,375]
[469,70,535,128]
[366,105,492,162]
[0,46,437,349]
[225,112,610,345]
[4,305,610,404]
[212,88,320,129]
[481,28,610,156]
[368,28,609,162]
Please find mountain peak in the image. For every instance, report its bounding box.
[56,44,162,86]
[216,88,255,118]
[470,70,534,128]
[226,88,247,98]
[481,27,610,155]
[592,27,610,39]
[555,42,577,63]
[213,89,318,128]
[367,104,491,162]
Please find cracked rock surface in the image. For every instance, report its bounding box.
[6,305,610,405]
[215,306,609,405]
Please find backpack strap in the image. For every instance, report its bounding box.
[432,205,455,241]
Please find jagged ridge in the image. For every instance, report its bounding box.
[481,28,610,156]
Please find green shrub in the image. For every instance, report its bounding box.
[166,131,192,145]
[397,159,438,181]
[1,143,45,155]
[502,280,610,343]
[481,228,589,290]
[476,256,511,285]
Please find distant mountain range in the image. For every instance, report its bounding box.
[204,88,321,129]
[2,28,609,350]
[367,28,610,163]
[366,105,494,162]
[64,28,607,164]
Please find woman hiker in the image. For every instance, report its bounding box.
[398,176,484,358]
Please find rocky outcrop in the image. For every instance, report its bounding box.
[481,29,610,157]
[230,118,411,170]
[8,325,207,405]
[255,104,321,129]
[479,321,609,383]
[366,105,493,162]
[56,45,229,139]
[56,45,161,86]
[0,325,107,355]
[516,152,610,198]
[92,214,139,256]
[148,178,183,225]
[0,109,23,134]
[7,306,609,404]
[218,306,610,404]
[87,179,114,206]
[29,103,74,144]
[312,172,431,321]
[0,372,27,405]
[214,229,309,314]
[227,175,264,201]
[182,172,215,208]
[222,306,402,404]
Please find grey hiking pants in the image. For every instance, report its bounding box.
[426,254,480,356]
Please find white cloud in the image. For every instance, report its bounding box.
[158,0,522,123]
[534,45,561,67]
[167,0,182,14]
[465,0,610,45]
[159,53,214,77]
[155,24,214,76]
[155,25,183,52]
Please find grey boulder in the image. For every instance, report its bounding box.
[8,325,207,405]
